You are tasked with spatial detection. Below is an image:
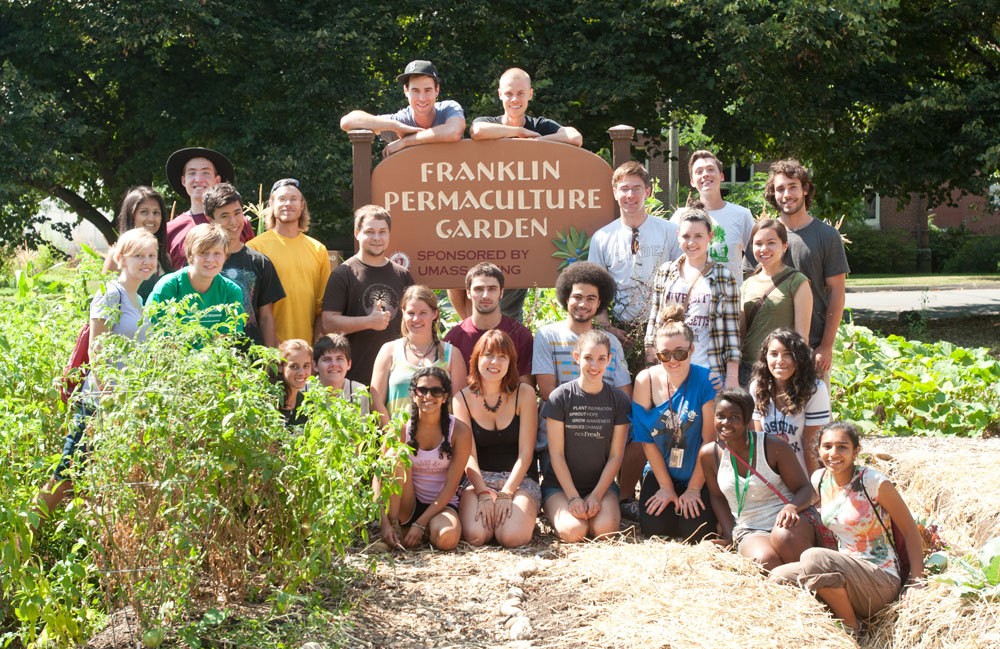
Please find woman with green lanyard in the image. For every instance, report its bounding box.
[699,387,817,571]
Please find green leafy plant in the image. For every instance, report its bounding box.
[831,322,1000,436]
[551,227,590,269]
[0,261,404,647]
[935,536,1000,598]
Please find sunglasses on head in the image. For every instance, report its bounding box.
[656,348,691,362]
[411,385,447,398]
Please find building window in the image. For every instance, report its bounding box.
[864,191,881,228]
[988,183,1000,212]
[728,162,754,184]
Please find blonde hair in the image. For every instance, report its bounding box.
[279,338,313,363]
[115,228,158,259]
[264,188,311,232]
[655,302,694,343]
[184,223,230,262]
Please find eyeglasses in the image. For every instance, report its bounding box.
[631,227,640,255]
[655,348,691,362]
[411,385,448,398]
[270,178,300,193]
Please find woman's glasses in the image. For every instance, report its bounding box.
[655,348,691,362]
[411,385,447,398]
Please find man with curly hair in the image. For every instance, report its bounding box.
[757,160,849,376]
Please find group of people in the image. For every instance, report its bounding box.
[44,59,925,636]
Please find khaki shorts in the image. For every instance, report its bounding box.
[770,547,900,619]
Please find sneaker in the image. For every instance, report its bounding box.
[620,499,641,521]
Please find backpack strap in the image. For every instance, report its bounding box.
[744,268,796,333]
[855,468,904,588]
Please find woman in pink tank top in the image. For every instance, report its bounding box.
[380,366,472,550]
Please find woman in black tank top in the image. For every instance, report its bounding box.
[452,331,540,548]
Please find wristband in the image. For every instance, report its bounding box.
[411,522,426,532]
[496,492,513,500]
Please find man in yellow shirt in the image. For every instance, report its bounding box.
[247,179,330,342]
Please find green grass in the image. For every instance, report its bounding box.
[847,274,1000,288]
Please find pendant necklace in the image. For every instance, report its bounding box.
[482,392,503,413]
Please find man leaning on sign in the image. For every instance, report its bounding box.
[449,67,585,323]
[340,60,466,158]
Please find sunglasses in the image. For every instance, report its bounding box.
[411,385,447,398]
[631,227,640,255]
[655,348,691,362]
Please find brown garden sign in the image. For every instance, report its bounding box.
[349,129,636,289]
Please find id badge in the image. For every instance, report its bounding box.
[669,447,684,468]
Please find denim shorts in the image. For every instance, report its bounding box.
[55,401,96,480]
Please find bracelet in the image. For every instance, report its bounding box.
[496,492,513,500]
[569,496,583,503]
[411,522,426,531]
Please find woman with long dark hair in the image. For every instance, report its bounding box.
[770,422,924,639]
[380,367,472,550]
[750,328,830,476]
[104,186,173,300]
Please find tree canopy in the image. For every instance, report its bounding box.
[1,0,997,249]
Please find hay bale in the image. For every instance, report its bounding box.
[530,539,854,649]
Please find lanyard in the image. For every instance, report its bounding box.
[731,432,756,516]
[665,378,689,447]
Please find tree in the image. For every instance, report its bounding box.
[677,0,1000,210]
[2,0,997,250]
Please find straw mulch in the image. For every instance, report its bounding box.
[339,436,1000,649]
[530,538,854,649]
[860,436,1000,649]
[866,581,1000,649]
[863,436,1000,551]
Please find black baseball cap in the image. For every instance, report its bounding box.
[396,60,440,85]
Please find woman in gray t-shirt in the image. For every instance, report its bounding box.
[542,330,630,542]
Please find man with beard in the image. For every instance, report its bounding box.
[533,262,631,398]
[755,159,849,375]
[444,263,534,386]
[322,205,414,386]
[246,179,330,343]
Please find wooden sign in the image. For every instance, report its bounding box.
[371,139,614,289]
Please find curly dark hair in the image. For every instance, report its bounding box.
[764,159,815,211]
[554,261,616,315]
[407,366,453,459]
[751,328,817,415]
